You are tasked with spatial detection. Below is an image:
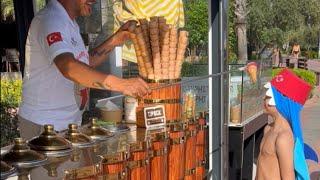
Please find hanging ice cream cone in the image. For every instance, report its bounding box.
[246,62,258,83]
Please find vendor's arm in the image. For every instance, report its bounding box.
[88,20,136,68]
[54,53,149,97]
[39,20,148,97]
[276,131,295,180]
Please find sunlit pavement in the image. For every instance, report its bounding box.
[302,86,320,179]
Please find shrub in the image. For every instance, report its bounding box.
[181,62,208,77]
[0,79,22,147]
[272,68,317,88]
[1,79,22,107]
[301,50,319,59]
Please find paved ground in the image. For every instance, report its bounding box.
[302,86,320,179]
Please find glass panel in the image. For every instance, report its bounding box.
[228,59,272,125]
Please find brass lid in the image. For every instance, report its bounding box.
[64,124,94,148]
[81,118,114,141]
[1,138,47,168]
[28,124,72,151]
[1,161,16,179]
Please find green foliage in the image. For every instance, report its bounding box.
[1,0,14,21]
[1,106,19,147]
[34,0,46,13]
[0,79,22,147]
[272,68,317,88]
[1,80,22,107]
[246,0,320,52]
[302,50,319,59]
[227,0,237,63]
[184,0,209,49]
[181,62,208,77]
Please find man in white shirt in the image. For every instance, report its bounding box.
[19,0,149,139]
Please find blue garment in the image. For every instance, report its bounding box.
[271,86,318,180]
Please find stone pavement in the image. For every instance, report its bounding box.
[301,86,320,179]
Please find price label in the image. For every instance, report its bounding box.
[144,105,166,128]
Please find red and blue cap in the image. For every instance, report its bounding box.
[271,69,312,105]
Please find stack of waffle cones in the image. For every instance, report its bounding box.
[129,16,189,80]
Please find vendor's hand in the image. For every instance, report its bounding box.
[119,78,150,98]
[112,20,138,46]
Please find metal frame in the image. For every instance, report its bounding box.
[209,0,228,179]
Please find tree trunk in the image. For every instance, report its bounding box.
[235,0,248,64]
[318,31,320,58]
[191,46,197,62]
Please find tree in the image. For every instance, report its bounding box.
[246,0,320,56]
[184,0,209,62]
[227,0,237,62]
[1,0,14,22]
[234,0,248,63]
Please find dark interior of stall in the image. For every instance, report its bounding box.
[1,0,34,74]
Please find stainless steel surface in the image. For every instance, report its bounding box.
[41,148,73,157]
[64,124,95,148]
[81,118,115,141]
[28,124,72,151]
[1,161,16,179]
[1,138,48,169]
[5,124,211,179]
[99,151,129,164]
[102,124,130,133]
[42,155,70,177]
[64,164,101,180]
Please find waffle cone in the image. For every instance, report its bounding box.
[247,63,258,83]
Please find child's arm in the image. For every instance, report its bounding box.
[276,131,295,180]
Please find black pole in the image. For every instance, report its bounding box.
[209,0,228,179]
[13,0,34,76]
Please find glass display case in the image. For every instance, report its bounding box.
[228,59,272,126]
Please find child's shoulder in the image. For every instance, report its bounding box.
[276,130,294,148]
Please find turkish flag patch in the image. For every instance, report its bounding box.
[46,32,62,46]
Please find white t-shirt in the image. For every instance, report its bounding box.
[19,0,89,131]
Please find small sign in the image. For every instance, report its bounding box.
[144,105,166,128]
[182,77,209,111]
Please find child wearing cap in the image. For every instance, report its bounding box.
[256,69,318,180]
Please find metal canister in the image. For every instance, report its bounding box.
[195,113,207,180]
[100,151,129,180]
[184,119,197,180]
[127,141,150,180]
[148,130,169,180]
[167,122,186,180]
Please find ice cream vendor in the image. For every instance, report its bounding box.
[18,0,150,139]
